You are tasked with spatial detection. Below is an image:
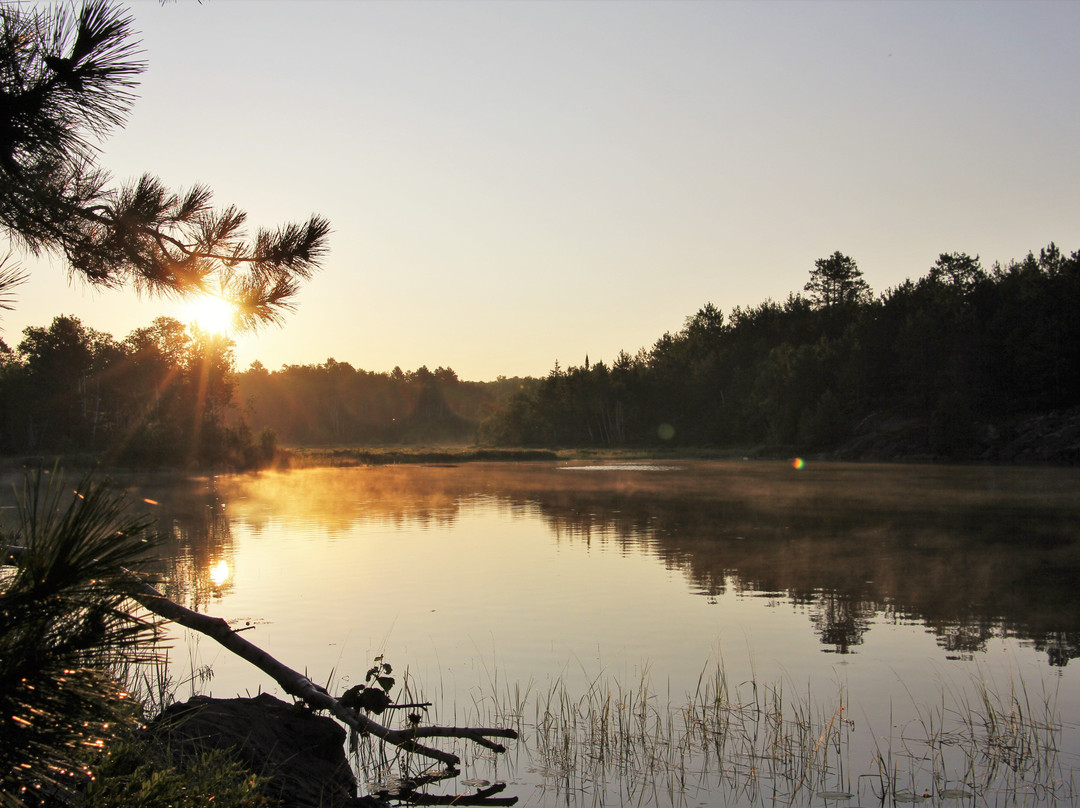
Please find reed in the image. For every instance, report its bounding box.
[114,632,216,722]
[354,657,1075,807]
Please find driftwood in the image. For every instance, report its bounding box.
[393,779,518,806]
[2,545,517,768]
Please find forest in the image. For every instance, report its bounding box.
[483,244,1080,461]
[0,316,268,467]
[1,243,1077,466]
[236,361,532,447]
[0,314,530,464]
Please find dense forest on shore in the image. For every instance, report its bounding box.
[2,243,1077,467]
[0,316,270,467]
[485,244,1080,463]
[236,362,532,446]
[0,315,531,465]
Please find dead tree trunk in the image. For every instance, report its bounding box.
[2,545,516,768]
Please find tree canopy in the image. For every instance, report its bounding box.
[0,313,265,466]
[804,251,871,309]
[482,244,1080,460]
[0,0,329,328]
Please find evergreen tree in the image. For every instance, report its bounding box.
[928,252,985,292]
[0,0,329,328]
[804,251,871,309]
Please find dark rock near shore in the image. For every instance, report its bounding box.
[984,407,1080,465]
[148,692,374,808]
[830,407,1080,465]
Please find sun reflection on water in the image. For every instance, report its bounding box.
[209,559,230,587]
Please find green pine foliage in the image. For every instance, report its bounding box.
[1,470,274,806]
[0,470,160,805]
[0,0,328,328]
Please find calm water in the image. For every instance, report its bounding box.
[45,461,1080,805]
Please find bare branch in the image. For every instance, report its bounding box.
[2,545,518,768]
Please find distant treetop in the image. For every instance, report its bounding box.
[804,251,871,309]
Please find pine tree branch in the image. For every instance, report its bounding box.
[1,1,330,327]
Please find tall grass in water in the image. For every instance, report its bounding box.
[523,663,859,806]
[869,667,1072,806]
[358,659,1075,807]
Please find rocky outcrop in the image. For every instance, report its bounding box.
[148,693,371,808]
[984,407,1080,465]
[830,407,1080,465]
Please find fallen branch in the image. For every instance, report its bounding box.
[2,545,517,767]
[397,781,518,806]
[372,769,518,807]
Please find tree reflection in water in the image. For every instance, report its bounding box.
[112,461,1080,667]
[7,462,1072,806]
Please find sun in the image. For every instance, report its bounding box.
[181,295,234,335]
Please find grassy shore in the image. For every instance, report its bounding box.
[0,444,768,476]
[279,445,561,467]
[278,443,768,469]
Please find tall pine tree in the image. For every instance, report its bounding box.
[804,251,871,309]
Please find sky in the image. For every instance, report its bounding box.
[5,0,1080,381]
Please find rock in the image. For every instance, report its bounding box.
[147,692,365,808]
[831,407,1080,465]
[987,407,1080,465]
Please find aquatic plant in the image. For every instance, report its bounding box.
[354,657,1075,807]
[0,469,162,805]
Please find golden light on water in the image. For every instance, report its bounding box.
[209,559,231,587]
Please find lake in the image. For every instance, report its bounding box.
[86,461,1080,805]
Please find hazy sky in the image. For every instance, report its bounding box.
[6,0,1079,380]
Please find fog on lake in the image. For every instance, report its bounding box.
[61,461,1080,805]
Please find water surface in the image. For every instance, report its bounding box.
[86,461,1080,804]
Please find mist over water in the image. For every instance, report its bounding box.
[101,461,1080,805]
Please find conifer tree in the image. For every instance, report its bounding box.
[0,0,329,329]
[804,251,871,309]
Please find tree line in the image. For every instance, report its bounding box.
[0,313,534,464]
[4,243,1075,465]
[481,244,1080,460]
[236,361,532,446]
[0,315,273,467]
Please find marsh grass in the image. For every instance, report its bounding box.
[868,668,1074,806]
[349,658,1076,807]
[114,638,216,722]
[513,664,860,806]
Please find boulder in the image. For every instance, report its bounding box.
[148,692,366,808]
